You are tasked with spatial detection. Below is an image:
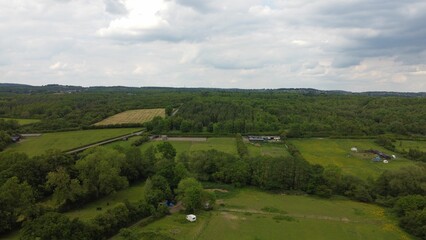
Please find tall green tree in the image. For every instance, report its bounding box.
[20,212,92,240]
[75,148,128,197]
[46,167,85,206]
[0,177,35,233]
[176,178,203,212]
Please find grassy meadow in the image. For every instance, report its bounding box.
[4,128,141,157]
[0,117,40,125]
[65,181,146,221]
[120,188,411,240]
[290,139,417,179]
[247,142,291,157]
[395,140,426,152]
[94,109,165,126]
[109,138,239,156]
[110,137,292,159]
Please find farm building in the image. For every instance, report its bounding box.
[186,214,196,222]
[248,136,281,142]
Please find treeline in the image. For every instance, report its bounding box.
[144,93,426,137]
[2,89,426,138]
[0,91,191,132]
[0,119,20,151]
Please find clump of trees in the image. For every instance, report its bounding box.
[131,134,150,147]
[236,134,248,158]
[176,178,215,212]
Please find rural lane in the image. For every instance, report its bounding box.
[65,130,145,154]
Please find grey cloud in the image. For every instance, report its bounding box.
[175,0,214,12]
[104,0,127,15]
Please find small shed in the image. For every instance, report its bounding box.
[351,147,358,152]
[186,214,196,222]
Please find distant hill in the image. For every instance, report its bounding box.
[0,83,425,97]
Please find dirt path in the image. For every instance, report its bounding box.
[220,208,383,224]
[154,137,207,142]
[65,130,145,154]
[206,188,229,193]
[170,202,183,213]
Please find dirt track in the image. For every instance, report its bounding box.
[154,137,207,142]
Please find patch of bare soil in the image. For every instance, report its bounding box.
[206,188,229,193]
[170,202,183,213]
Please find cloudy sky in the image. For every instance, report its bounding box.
[1,0,426,91]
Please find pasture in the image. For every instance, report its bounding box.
[65,181,146,221]
[111,137,290,158]
[94,109,165,126]
[134,138,238,156]
[4,128,141,157]
[395,140,426,152]
[247,142,290,157]
[290,139,417,179]
[0,117,40,125]
[121,188,411,240]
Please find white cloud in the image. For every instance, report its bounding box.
[0,0,425,91]
[97,0,170,37]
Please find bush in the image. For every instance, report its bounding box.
[131,134,150,147]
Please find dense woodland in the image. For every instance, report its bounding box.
[1,85,426,137]
[0,85,425,239]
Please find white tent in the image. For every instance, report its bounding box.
[186,214,196,222]
[351,147,358,152]
[383,160,389,164]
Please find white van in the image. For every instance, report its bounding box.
[186,214,196,222]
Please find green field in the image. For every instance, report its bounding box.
[3,128,141,157]
[121,138,238,156]
[111,138,291,158]
[395,140,426,152]
[65,181,146,221]
[290,139,417,179]
[0,117,40,125]
[122,188,411,240]
[247,142,291,157]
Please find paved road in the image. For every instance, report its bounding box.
[65,130,145,154]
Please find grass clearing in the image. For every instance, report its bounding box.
[247,142,291,157]
[0,117,40,125]
[94,109,165,126]
[3,128,141,157]
[290,138,417,179]
[65,181,146,221]
[395,140,426,152]
[118,138,238,156]
[188,138,237,155]
[123,188,411,240]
